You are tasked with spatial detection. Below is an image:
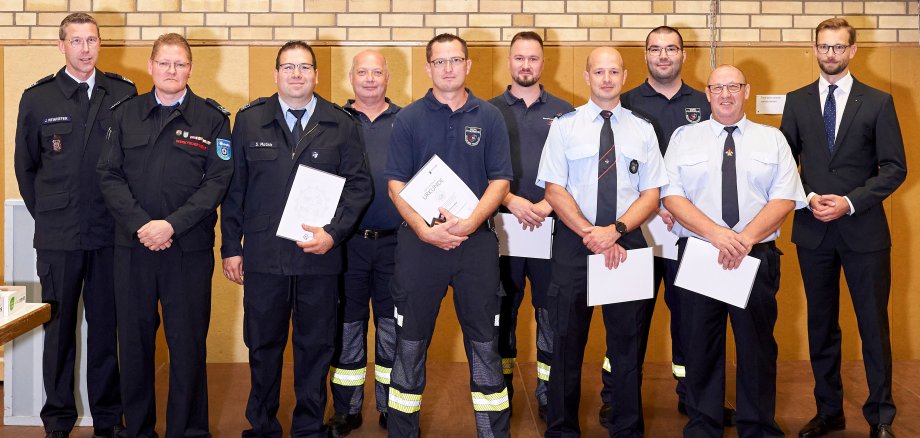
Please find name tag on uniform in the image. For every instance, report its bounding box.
[42,116,71,124]
[251,141,274,148]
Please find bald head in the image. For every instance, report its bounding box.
[350,50,388,75]
[708,64,746,84]
[583,46,628,109]
[586,47,624,72]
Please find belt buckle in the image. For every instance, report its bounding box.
[363,230,377,239]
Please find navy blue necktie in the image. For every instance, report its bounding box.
[76,83,90,119]
[823,84,838,152]
[289,108,306,143]
[596,110,617,226]
[722,126,739,229]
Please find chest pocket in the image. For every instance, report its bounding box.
[746,150,778,198]
[618,143,648,191]
[676,153,709,198]
[40,122,72,153]
[123,133,148,150]
[247,146,278,161]
[563,144,597,187]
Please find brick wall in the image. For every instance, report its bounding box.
[0,1,916,44]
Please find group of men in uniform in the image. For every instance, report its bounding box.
[15,11,905,438]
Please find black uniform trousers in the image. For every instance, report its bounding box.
[545,223,653,438]
[797,223,895,426]
[388,225,509,438]
[331,233,397,415]
[115,246,213,438]
[243,271,338,438]
[37,248,121,432]
[600,257,676,407]
[677,239,784,438]
[498,254,553,407]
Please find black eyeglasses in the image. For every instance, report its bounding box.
[816,44,850,55]
[707,83,746,94]
[647,46,681,56]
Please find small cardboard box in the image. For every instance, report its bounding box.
[0,286,27,318]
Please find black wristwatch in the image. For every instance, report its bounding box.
[614,221,628,235]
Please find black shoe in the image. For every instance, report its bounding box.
[378,412,388,430]
[327,413,363,437]
[599,402,612,429]
[798,414,846,437]
[45,433,69,438]
[677,401,736,427]
[538,404,547,422]
[871,424,895,438]
[93,424,125,438]
[723,406,737,427]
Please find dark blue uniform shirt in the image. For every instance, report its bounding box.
[489,85,574,204]
[385,88,513,198]
[345,98,403,231]
[621,80,711,154]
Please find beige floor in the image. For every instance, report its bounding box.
[2,360,919,437]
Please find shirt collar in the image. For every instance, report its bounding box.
[585,98,625,123]
[708,115,749,136]
[279,93,317,124]
[154,87,188,106]
[63,68,96,93]
[501,84,547,105]
[422,88,480,113]
[819,71,853,95]
[344,97,397,118]
[636,80,694,98]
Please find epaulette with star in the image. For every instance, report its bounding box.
[238,97,267,113]
[206,98,231,116]
[109,92,137,111]
[25,74,55,91]
[103,71,134,86]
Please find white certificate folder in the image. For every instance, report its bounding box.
[276,165,346,242]
[494,213,554,259]
[673,237,761,309]
[587,248,655,306]
[398,154,479,225]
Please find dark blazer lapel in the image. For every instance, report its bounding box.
[804,80,832,161]
[832,78,865,157]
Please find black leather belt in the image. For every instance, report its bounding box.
[355,228,398,239]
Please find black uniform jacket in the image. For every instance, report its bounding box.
[220,93,372,276]
[15,67,137,250]
[781,78,907,253]
[97,87,233,252]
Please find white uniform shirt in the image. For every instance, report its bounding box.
[661,116,806,242]
[536,99,667,225]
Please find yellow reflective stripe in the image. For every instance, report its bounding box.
[375,364,392,385]
[501,358,516,375]
[603,357,611,372]
[672,362,686,378]
[471,388,510,412]
[331,367,366,386]
[536,361,551,381]
[388,388,422,413]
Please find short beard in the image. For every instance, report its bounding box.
[648,62,682,84]
[512,74,539,88]
[819,60,847,76]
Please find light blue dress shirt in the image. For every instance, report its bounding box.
[661,116,806,242]
[536,99,667,225]
[278,94,318,132]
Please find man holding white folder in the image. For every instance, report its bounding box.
[488,31,574,419]
[384,34,513,437]
[219,41,372,437]
[536,47,666,437]
[661,65,805,438]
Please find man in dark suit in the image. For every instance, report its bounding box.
[780,18,907,438]
[220,40,372,437]
[14,12,136,438]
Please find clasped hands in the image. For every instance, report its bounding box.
[419,207,478,251]
[709,227,754,270]
[580,224,626,270]
[506,195,552,231]
[810,194,849,222]
[137,220,174,251]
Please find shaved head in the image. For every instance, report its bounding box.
[586,47,624,71]
[350,49,388,74]
[708,64,746,84]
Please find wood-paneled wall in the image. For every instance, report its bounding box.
[3,44,917,363]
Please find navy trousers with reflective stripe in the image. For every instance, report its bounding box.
[331,234,397,415]
[388,225,509,438]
